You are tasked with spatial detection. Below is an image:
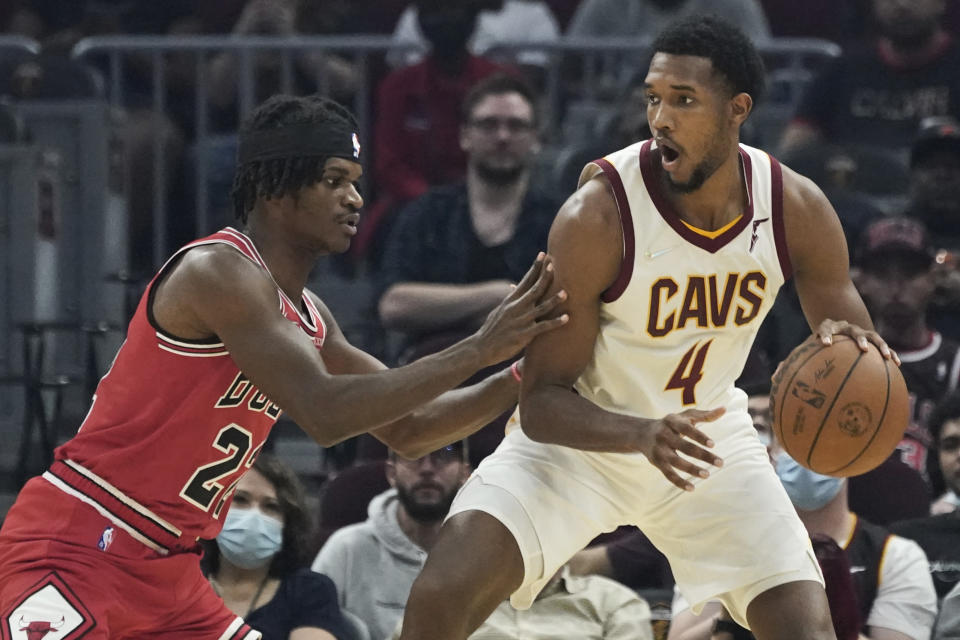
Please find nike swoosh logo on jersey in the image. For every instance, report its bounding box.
[850,566,866,573]
[645,246,676,259]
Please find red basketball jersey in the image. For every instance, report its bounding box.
[51,228,325,554]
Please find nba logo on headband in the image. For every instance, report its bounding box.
[352,133,361,159]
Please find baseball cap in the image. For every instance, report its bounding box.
[856,217,934,270]
[911,116,960,168]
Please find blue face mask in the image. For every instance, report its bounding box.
[774,452,845,511]
[217,507,283,569]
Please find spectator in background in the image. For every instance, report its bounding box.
[202,455,354,640]
[566,0,770,41]
[312,442,471,640]
[669,430,938,640]
[931,395,960,514]
[357,0,511,262]
[780,0,960,157]
[908,117,960,251]
[937,581,960,639]
[388,0,561,71]
[207,0,359,130]
[391,565,655,639]
[893,393,960,602]
[853,217,960,485]
[378,73,555,366]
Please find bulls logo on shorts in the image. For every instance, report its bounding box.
[2,573,96,640]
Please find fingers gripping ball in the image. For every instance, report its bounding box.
[770,336,908,477]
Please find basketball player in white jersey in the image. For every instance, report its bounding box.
[398,16,899,640]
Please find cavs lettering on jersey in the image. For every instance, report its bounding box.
[51,228,325,554]
[574,140,790,419]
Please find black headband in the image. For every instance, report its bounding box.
[237,122,361,165]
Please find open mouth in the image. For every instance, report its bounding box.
[340,214,360,236]
[659,142,680,167]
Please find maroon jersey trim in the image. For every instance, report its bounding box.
[769,154,792,281]
[638,140,755,254]
[593,158,636,303]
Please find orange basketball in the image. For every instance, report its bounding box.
[770,335,909,477]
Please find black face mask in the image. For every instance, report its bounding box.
[418,11,477,58]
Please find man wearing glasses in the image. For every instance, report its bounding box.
[313,442,471,640]
[378,73,558,374]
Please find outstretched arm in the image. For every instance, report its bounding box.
[311,292,532,459]
[782,166,897,362]
[152,249,564,449]
[518,177,723,490]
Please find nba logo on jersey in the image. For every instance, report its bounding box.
[97,526,114,551]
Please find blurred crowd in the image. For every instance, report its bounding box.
[5,0,960,639]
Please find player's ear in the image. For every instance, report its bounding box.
[730,92,753,125]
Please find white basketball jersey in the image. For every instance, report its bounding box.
[573,139,791,419]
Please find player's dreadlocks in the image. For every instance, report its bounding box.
[652,14,766,103]
[231,94,360,224]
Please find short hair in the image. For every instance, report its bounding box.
[231,94,359,224]
[651,14,766,103]
[930,392,960,444]
[461,73,539,128]
[200,454,313,578]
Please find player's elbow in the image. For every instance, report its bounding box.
[377,286,409,330]
[518,397,549,443]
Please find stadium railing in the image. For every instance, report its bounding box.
[69,35,840,271]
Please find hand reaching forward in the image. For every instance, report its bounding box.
[637,408,726,491]
[471,253,569,367]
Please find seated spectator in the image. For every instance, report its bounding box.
[669,395,938,640]
[567,0,770,41]
[388,0,561,70]
[391,565,654,639]
[378,73,556,364]
[202,455,354,640]
[892,394,960,601]
[853,217,960,485]
[207,0,358,129]
[936,581,960,639]
[312,442,471,640]
[779,0,960,157]
[931,394,960,513]
[907,117,960,250]
[358,0,511,261]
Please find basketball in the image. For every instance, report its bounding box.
[770,335,909,477]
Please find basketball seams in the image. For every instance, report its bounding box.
[805,345,865,468]
[774,341,829,451]
[824,355,893,475]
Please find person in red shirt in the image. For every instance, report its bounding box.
[357,0,510,261]
[0,93,564,640]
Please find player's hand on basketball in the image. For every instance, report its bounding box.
[638,408,725,491]
[472,253,569,366]
[814,318,900,365]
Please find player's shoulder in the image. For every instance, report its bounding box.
[556,170,620,236]
[159,242,273,303]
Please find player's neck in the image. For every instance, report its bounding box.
[396,506,444,552]
[243,221,312,304]
[797,490,853,545]
[661,152,747,231]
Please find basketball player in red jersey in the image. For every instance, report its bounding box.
[0,95,567,640]
[399,16,899,640]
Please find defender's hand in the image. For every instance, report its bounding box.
[472,253,568,367]
[637,408,725,491]
[814,318,899,365]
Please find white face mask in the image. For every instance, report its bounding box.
[774,452,845,511]
[217,507,283,569]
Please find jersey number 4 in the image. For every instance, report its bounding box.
[180,424,264,517]
[666,340,713,405]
